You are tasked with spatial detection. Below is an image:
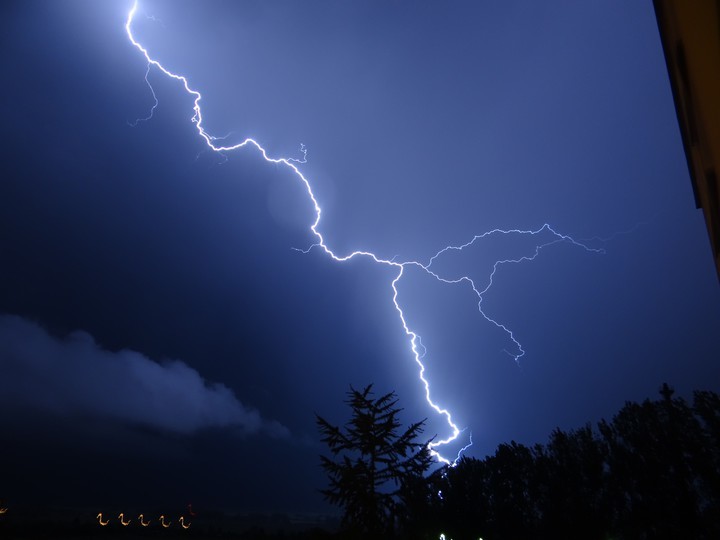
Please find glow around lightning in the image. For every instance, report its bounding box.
[125,1,604,465]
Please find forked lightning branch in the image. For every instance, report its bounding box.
[124,1,604,465]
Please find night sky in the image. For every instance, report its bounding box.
[1,0,719,516]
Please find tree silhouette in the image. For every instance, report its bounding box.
[316,385,433,538]
[428,384,720,539]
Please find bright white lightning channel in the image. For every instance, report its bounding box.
[125,1,604,465]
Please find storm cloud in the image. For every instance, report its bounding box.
[0,314,288,438]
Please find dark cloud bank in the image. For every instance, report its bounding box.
[0,313,288,438]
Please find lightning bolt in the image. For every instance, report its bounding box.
[124,1,604,465]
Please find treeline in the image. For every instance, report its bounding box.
[400,384,720,540]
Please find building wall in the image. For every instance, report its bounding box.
[654,0,720,279]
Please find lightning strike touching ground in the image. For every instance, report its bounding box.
[124,1,604,465]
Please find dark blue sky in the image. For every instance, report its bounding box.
[1,0,719,515]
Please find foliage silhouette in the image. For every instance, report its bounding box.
[425,384,720,540]
[316,384,433,538]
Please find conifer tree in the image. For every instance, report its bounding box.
[316,385,433,537]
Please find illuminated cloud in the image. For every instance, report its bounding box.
[0,314,289,438]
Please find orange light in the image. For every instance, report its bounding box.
[118,513,131,526]
[96,513,109,526]
[139,514,151,526]
[179,516,191,529]
[160,515,171,528]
